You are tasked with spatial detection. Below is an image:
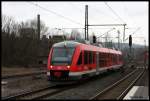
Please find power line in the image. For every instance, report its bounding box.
[68,3,83,14]
[90,6,121,24]
[124,27,141,41]
[123,3,138,29]
[28,2,83,26]
[104,2,126,24]
[56,27,116,29]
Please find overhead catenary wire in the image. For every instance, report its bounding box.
[90,6,121,24]
[124,27,142,41]
[123,3,141,34]
[104,2,126,24]
[29,2,135,42]
[123,3,139,28]
[68,3,84,14]
[28,2,83,26]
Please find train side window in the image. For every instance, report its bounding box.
[89,51,90,64]
[111,54,113,62]
[90,51,92,64]
[117,54,118,63]
[120,55,122,62]
[77,52,82,65]
[100,53,103,67]
[99,52,101,67]
[110,54,112,62]
[111,54,113,64]
[118,55,120,63]
[87,51,89,64]
[116,54,117,64]
[84,51,88,64]
[104,53,106,66]
[118,55,119,62]
[93,52,95,64]
[114,54,116,63]
[89,51,92,64]
[91,51,92,64]
[102,53,105,66]
[106,53,108,65]
[108,53,111,65]
[84,51,86,64]
[88,51,90,64]
[99,52,104,67]
[91,51,93,64]
[102,53,104,66]
[113,54,115,64]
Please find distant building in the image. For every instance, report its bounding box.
[49,35,66,43]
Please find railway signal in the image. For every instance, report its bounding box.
[129,35,132,47]
[93,35,96,43]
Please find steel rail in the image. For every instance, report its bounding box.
[89,68,140,100]
[2,85,56,100]
[2,83,78,100]
[32,86,74,100]
[117,69,145,99]
[2,64,136,100]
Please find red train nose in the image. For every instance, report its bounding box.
[54,71,62,77]
[50,66,70,70]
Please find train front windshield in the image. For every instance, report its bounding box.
[51,47,75,65]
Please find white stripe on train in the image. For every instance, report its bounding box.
[69,64,122,76]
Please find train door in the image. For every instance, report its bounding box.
[96,52,99,75]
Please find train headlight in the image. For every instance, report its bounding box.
[67,66,70,69]
[50,65,53,68]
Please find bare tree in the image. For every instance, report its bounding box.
[24,19,48,37]
[70,29,82,40]
[2,15,49,67]
[2,14,16,34]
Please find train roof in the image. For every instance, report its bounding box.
[53,41,80,47]
[53,41,122,55]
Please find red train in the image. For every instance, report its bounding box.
[47,41,123,81]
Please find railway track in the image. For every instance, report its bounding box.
[2,84,56,100]
[2,64,137,100]
[90,68,145,100]
[2,82,78,100]
[31,85,76,100]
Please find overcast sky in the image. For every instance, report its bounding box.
[2,1,148,45]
